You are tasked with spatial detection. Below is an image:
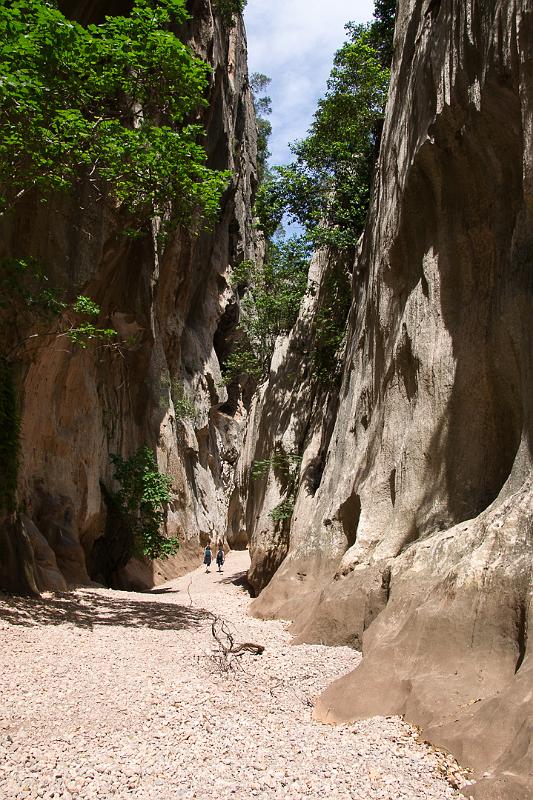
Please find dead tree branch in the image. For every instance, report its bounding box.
[207,613,264,674]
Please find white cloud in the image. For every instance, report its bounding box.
[244,0,375,165]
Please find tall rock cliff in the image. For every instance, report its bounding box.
[0,0,258,593]
[240,1,533,797]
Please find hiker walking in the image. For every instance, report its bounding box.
[203,543,212,573]
[216,545,225,573]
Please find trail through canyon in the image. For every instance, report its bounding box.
[0,552,467,800]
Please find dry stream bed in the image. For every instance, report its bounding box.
[0,551,471,799]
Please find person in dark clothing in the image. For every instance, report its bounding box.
[203,544,212,573]
[216,546,225,572]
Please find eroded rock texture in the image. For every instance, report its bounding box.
[0,0,257,591]
[243,1,533,796]
[227,251,344,594]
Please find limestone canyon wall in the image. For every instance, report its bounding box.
[0,0,258,593]
[241,1,533,797]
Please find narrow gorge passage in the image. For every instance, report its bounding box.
[0,551,466,800]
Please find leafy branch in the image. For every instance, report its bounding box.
[110,447,178,561]
[251,451,302,524]
[213,0,247,27]
[0,0,228,226]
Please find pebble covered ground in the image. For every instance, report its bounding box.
[0,551,470,800]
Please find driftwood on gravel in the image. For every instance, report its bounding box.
[208,614,264,673]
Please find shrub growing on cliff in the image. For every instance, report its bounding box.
[110,447,178,561]
[213,0,247,27]
[312,265,352,383]
[251,452,302,524]
[222,236,311,383]
[170,381,198,422]
[0,0,228,225]
[1,258,117,360]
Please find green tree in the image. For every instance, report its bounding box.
[226,2,397,384]
[250,72,273,185]
[0,0,229,514]
[261,22,391,253]
[213,0,247,27]
[110,447,178,561]
[0,0,228,225]
[224,236,311,382]
[370,0,396,67]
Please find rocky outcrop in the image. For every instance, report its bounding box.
[243,1,533,796]
[0,0,258,591]
[227,250,343,594]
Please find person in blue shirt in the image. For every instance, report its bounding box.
[203,544,212,573]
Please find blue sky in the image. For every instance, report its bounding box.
[244,0,375,166]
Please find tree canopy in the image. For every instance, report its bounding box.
[259,23,390,250]
[227,1,397,389]
[256,3,395,254]
[0,0,228,225]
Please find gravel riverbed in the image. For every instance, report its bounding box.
[0,551,469,800]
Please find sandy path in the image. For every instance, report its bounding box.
[0,551,468,800]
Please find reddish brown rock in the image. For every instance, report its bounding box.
[0,1,258,592]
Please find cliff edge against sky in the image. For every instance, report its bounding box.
[242,2,532,797]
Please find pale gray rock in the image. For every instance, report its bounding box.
[20,514,68,593]
[243,1,533,797]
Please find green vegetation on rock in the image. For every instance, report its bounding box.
[270,497,296,522]
[251,451,302,524]
[258,18,392,253]
[0,0,228,226]
[251,452,302,481]
[213,0,247,27]
[170,381,198,422]
[110,447,178,561]
[0,0,231,515]
[223,236,311,383]
[312,265,352,383]
[227,1,396,387]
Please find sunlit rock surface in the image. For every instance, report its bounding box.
[244,2,533,797]
[0,0,258,591]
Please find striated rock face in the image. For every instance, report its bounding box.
[0,0,258,592]
[227,250,344,595]
[243,1,533,797]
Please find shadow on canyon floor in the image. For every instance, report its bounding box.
[0,591,210,631]
[217,570,254,594]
